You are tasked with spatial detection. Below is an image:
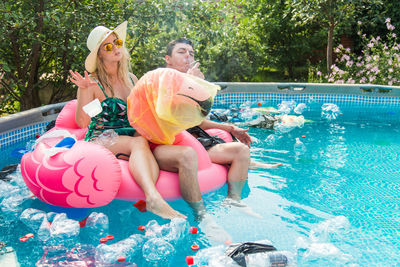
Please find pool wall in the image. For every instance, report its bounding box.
[215,82,400,108]
[1,83,400,149]
[0,102,66,149]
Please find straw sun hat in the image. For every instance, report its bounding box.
[85,21,128,73]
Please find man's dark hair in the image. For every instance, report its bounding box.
[166,38,194,56]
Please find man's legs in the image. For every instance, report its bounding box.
[152,145,205,215]
[152,144,232,243]
[207,142,250,200]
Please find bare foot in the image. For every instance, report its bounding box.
[146,196,186,219]
[198,214,232,244]
[222,198,262,219]
[249,161,283,169]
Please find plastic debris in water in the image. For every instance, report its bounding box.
[294,137,306,157]
[321,103,341,120]
[294,103,307,114]
[93,129,118,147]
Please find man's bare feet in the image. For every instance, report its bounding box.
[222,198,262,219]
[146,195,186,219]
[198,214,232,244]
[249,161,283,169]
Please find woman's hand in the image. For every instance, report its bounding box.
[69,70,97,89]
[230,126,252,147]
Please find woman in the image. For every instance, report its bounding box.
[69,21,183,219]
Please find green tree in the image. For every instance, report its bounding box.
[127,0,262,82]
[0,0,128,113]
[292,0,357,73]
[249,0,318,80]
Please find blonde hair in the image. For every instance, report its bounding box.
[95,34,132,96]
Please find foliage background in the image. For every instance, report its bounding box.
[0,0,399,115]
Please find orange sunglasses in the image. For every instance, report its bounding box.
[103,38,123,52]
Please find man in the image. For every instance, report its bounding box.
[165,38,253,202]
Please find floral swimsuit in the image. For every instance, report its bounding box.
[84,78,136,141]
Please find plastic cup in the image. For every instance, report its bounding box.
[82,98,102,117]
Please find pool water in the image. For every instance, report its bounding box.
[1,102,400,266]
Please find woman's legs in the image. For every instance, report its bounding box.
[107,135,184,219]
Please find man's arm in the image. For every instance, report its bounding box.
[198,119,252,147]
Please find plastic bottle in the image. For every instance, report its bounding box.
[245,251,290,267]
[80,212,109,245]
[186,251,289,267]
[321,103,340,120]
[186,244,227,266]
[162,217,190,245]
[20,208,47,232]
[187,240,293,267]
[294,103,307,114]
[294,137,306,157]
[186,253,248,266]
[95,234,144,266]
[142,238,175,267]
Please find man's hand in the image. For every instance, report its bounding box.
[230,126,252,147]
[187,62,205,79]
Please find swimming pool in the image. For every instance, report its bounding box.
[0,83,399,266]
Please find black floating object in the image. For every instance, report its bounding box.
[0,164,18,182]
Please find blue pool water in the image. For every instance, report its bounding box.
[0,97,400,266]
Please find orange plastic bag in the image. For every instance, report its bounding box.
[127,68,220,144]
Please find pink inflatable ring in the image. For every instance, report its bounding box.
[20,100,232,208]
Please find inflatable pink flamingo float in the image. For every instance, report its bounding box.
[20,69,232,209]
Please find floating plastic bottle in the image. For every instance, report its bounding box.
[244,251,290,267]
[37,244,96,266]
[144,218,190,246]
[95,234,144,266]
[294,103,307,114]
[265,134,279,145]
[83,212,109,238]
[187,240,293,267]
[278,100,296,114]
[20,208,47,232]
[93,129,118,147]
[142,238,175,266]
[1,194,26,220]
[162,217,190,245]
[186,244,227,266]
[321,103,341,120]
[294,137,307,157]
[49,213,80,246]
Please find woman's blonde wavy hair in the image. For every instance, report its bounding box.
[95,33,132,96]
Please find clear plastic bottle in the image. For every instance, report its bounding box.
[294,137,306,157]
[142,238,175,267]
[186,244,227,266]
[95,234,144,266]
[245,251,290,267]
[294,103,307,114]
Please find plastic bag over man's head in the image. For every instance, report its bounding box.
[127,68,220,144]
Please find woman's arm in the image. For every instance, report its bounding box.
[70,70,98,129]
